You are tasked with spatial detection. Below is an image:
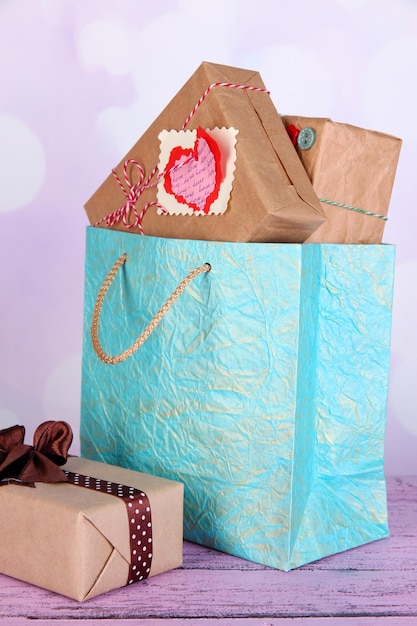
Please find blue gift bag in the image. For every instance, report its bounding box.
[81,226,395,570]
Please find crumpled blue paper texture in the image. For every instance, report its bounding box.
[81,226,395,570]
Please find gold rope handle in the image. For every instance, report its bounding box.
[90,253,211,364]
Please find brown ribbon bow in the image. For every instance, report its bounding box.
[0,421,73,487]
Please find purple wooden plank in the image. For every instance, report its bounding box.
[0,565,416,620]
[182,536,413,572]
[0,477,415,622]
[0,616,416,626]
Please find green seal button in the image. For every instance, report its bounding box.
[297,126,316,150]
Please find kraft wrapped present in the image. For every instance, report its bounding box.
[0,422,183,601]
[84,61,325,243]
[282,115,402,243]
[80,226,395,571]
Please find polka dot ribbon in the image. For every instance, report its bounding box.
[94,81,270,233]
[64,470,152,585]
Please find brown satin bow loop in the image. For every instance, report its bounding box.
[33,420,73,466]
[0,421,73,487]
[0,424,25,471]
[0,424,25,454]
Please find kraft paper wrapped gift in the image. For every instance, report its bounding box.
[282,115,402,243]
[84,61,325,242]
[0,426,183,602]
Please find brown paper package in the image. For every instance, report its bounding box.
[84,61,325,243]
[282,115,402,243]
[0,456,183,601]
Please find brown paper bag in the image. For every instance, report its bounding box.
[282,116,402,243]
[84,62,325,243]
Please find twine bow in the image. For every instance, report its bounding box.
[100,159,165,234]
[0,421,73,487]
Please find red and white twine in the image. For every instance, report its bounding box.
[95,160,164,234]
[180,82,270,130]
[93,82,270,233]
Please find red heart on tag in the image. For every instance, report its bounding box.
[163,127,223,214]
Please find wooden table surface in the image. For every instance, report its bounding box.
[0,476,416,625]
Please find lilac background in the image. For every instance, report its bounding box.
[0,0,416,474]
